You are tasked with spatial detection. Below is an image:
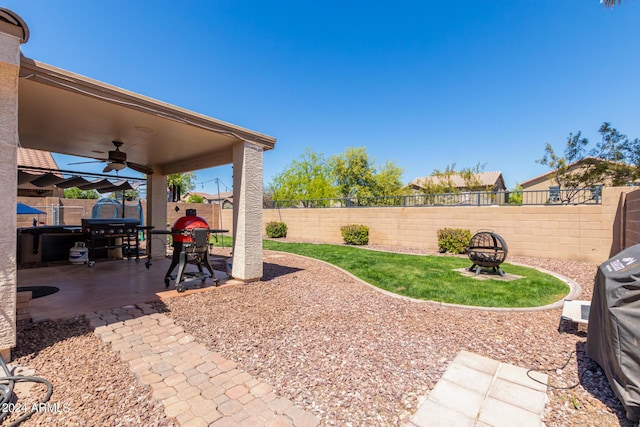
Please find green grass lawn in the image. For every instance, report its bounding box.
[163,233,231,247]
[262,240,569,308]
[210,233,232,247]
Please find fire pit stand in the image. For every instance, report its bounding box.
[467,231,508,276]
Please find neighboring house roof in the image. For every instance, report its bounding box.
[520,170,558,189]
[17,147,59,170]
[182,191,233,204]
[182,191,214,201]
[520,157,628,189]
[212,191,233,201]
[409,171,506,191]
[17,147,63,195]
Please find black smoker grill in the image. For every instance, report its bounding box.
[467,231,508,276]
[162,209,227,292]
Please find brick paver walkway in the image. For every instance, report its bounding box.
[87,303,320,427]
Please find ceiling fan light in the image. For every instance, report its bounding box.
[111,162,126,171]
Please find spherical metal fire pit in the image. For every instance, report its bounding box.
[467,231,508,276]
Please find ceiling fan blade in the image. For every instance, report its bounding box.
[127,162,154,175]
[103,163,115,173]
[68,160,105,165]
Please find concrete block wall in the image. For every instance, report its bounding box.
[166,202,220,230]
[624,189,640,249]
[263,187,635,265]
[16,187,639,265]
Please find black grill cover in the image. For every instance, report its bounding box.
[587,244,640,422]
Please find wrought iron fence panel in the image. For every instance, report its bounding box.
[265,187,602,209]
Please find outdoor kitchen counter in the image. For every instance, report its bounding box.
[17,226,86,265]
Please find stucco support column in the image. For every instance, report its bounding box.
[0,9,28,361]
[231,141,264,281]
[146,173,168,259]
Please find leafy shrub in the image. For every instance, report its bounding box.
[265,221,288,238]
[437,228,472,254]
[509,184,523,205]
[187,194,204,203]
[341,224,369,245]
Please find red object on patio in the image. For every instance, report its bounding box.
[163,209,218,292]
[171,210,210,243]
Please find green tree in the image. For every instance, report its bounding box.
[263,186,275,208]
[187,194,204,203]
[167,172,196,200]
[123,189,139,201]
[418,164,458,194]
[63,187,99,199]
[108,189,139,201]
[331,147,377,199]
[269,149,337,207]
[459,163,492,191]
[509,183,523,205]
[419,163,490,194]
[537,122,640,202]
[330,147,404,205]
[374,160,406,205]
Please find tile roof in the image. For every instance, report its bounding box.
[519,157,627,187]
[410,171,504,189]
[17,147,59,170]
[182,191,233,201]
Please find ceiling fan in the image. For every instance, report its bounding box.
[69,141,154,175]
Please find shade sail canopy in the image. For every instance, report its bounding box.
[17,203,45,215]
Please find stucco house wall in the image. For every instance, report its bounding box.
[0,19,25,360]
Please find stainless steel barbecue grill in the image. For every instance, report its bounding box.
[81,218,140,267]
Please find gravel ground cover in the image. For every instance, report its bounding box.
[6,317,176,426]
[161,245,632,427]
[5,243,632,426]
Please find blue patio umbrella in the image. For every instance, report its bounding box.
[17,203,45,215]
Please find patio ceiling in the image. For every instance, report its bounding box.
[17,56,276,176]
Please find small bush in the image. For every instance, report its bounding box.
[341,224,369,245]
[509,184,523,205]
[265,221,288,238]
[437,228,471,254]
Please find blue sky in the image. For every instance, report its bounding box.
[6,1,640,194]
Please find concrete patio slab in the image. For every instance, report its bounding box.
[407,350,547,427]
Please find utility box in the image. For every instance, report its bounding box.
[587,244,640,423]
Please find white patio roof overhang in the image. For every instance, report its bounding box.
[1,6,276,358]
[17,56,276,175]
